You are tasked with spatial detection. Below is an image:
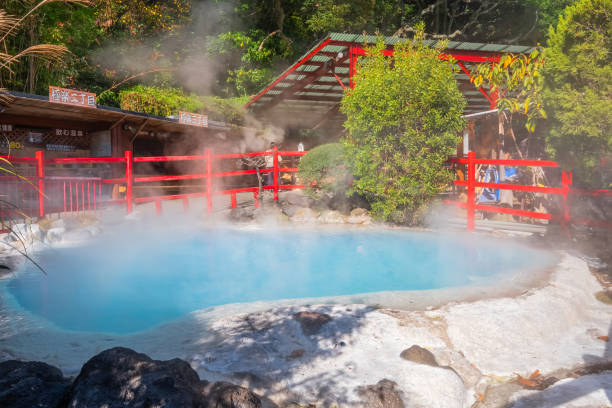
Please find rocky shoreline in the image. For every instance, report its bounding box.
[0,347,262,408]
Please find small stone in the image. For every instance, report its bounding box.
[356,379,405,408]
[292,311,332,335]
[286,349,305,359]
[203,381,262,408]
[400,345,438,367]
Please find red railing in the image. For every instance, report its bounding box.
[0,147,307,220]
[447,152,612,231]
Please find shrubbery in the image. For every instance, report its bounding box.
[119,85,203,117]
[297,143,351,196]
[543,0,612,188]
[341,29,465,223]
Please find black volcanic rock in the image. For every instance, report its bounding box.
[0,360,71,408]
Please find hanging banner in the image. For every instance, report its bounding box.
[49,86,96,108]
[179,111,208,128]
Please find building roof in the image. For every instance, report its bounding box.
[246,33,535,129]
[2,91,231,133]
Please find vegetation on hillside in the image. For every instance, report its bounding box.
[543,0,612,188]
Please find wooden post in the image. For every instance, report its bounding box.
[467,151,476,231]
[35,150,45,217]
[273,145,279,201]
[561,171,572,234]
[205,149,212,214]
[125,150,133,214]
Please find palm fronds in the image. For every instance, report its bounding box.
[0,0,92,43]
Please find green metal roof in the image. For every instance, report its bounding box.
[246,32,534,128]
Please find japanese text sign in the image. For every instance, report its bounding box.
[49,86,96,108]
[179,111,208,128]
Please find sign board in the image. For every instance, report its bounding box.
[179,111,208,128]
[55,128,86,137]
[49,86,96,108]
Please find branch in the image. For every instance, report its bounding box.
[103,67,176,93]
[258,29,280,51]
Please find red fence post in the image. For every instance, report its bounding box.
[35,150,45,217]
[273,145,279,201]
[125,150,133,214]
[205,149,212,214]
[561,171,572,233]
[466,151,476,231]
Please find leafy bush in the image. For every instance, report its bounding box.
[340,30,465,224]
[543,0,612,188]
[118,85,203,117]
[298,143,351,195]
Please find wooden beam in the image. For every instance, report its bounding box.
[286,95,342,102]
[313,104,340,130]
[110,115,129,130]
[259,55,348,112]
[129,119,150,147]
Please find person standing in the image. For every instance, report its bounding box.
[265,142,282,186]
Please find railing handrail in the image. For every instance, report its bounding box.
[447,152,612,231]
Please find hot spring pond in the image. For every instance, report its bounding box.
[2,228,553,334]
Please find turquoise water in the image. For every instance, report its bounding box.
[3,228,552,334]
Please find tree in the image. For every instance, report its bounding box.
[543,0,612,188]
[340,29,466,223]
[471,49,546,158]
[0,0,94,95]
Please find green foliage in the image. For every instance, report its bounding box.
[472,49,546,133]
[201,96,248,125]
[297,143,351,195]
[116,86,246,124]
[118,85,202,117]
[543,0,612,187]
[341,31,465,223]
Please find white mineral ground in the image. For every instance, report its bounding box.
[0,220,610,407]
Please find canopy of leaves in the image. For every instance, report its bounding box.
[472,49,546,133]
[543,0,612,187]
[119,85,203,117]
[341,32,465,223]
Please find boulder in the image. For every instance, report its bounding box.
[229,207,255,222]
[292,311,332,335]
[0,360,71,408]
[350,208,369,217]
[280,190,314,208]
[8,223,42,242]
[280,202,302,217]
[319,210,345,224]
[356,379,405,408]
[45,227,66,244]
[63,347,207,408]
[400,345,438,367]
[347,208,372,225]
[290,207,319,223]
[203,381,262,408]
